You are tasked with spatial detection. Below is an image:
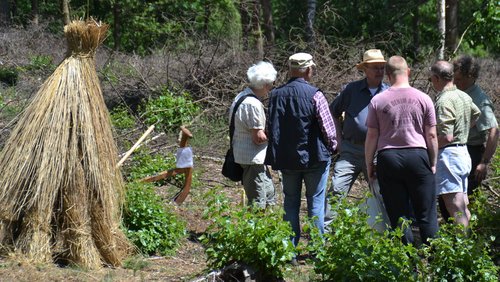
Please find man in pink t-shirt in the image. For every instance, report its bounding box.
[365,56,439,245]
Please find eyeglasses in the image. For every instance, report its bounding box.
[366,66,385,71]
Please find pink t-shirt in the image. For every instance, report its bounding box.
[366,87,436,151]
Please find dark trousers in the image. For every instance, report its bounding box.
[377,148,438,245]
[438,144,485,221]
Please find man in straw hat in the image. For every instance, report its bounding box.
[325,49,389,229]
[265,53,337,262]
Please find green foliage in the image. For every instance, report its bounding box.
[422,222,499,281]
[0,67,19,86]
[123,181,186,256]
[26,55,55,72]
[110,106,136,130]
[308,196,421,281]
[141,88,200,133]
[123,148,178,185]
[200,189,295,279]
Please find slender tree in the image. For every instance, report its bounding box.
[0,0,10,26]
[113,1,121,51]
[250,0,263,58]
[62,0,70,25]
[31,0,39,25]
[260,0,274,46]
[305,0,317,49]
[445,0,458,55]
[437,0,446,59]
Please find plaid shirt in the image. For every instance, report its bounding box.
[313,91,337,153]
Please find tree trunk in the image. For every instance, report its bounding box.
[260,0,274,46]
[239,1,250,50]
[250,0,263,59]
[411,0,420,57]
[437,0,446,60]
[62,0,70,26]
[0,0,10,26]
[306,0,317,49]
[113,2,121,51]
[445,0,458,55]
[31,0,39,25]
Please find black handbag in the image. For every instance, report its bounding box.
[221,94,255,181]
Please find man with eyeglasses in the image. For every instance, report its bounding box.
[325,49,389,230]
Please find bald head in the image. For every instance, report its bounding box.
[385,56,409,77]
[430,61,454,82]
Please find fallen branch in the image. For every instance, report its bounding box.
[116,124,155,167]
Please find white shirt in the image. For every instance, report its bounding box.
[229,87,267,164]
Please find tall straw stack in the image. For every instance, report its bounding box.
[0,20,131,268]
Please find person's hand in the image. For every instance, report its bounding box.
[252,129,268,145]
[367,162,377,182]
[431,165,436,174]
[474,163,487,183]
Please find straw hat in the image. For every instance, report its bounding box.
[289,52,316,68]
[356,49,386,70]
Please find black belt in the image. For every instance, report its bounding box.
[444,143,466,148]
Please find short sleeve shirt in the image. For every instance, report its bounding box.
[435,85,481,145]
[229,87,267,164]
[366,87,436,151]
[465,84,498,145]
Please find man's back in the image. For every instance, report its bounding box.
[367,86,436,150]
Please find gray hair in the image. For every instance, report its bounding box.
[431,60,454,81]
[247,61,277,89]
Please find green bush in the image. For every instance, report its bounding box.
[110,105,136,130]
[141,88,200,133]
[422,221,499,281]
[123,181,186,256]
[0,67,19,86]
[308,196,421,281]
[200,189,295,279]
[123,148,177,184]
[26,55,55,72]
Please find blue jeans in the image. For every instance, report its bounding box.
[281,160,331,246]
[325,141,367,226]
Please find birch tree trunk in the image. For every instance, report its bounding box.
[62,0,70,26]
[437,0,446,60]
[306,0,317,49]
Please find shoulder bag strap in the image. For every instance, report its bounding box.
[229,94,256,147]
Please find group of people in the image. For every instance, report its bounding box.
[228,50,498,250]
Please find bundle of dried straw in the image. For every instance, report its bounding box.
[0,20,131,268]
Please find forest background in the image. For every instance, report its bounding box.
[0,0,499,281]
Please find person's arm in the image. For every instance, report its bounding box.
[364,127,379,182]
[424,125,438,174]
[333,117,342,151]
[437,134,453,148]
[474,126,499,182]
[314,91,338,153]
[251,129,268,145]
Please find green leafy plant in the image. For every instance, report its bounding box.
[308,196,421,281]
[422,221,499,281]
[110,105,136,130]
[26,55,55,72]
[123,181,186,256]
[200,189,295,280]
[141,88,200,133]
[123,148,179,185]
[0,67,19,86]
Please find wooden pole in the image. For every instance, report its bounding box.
[116,125,155,168]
